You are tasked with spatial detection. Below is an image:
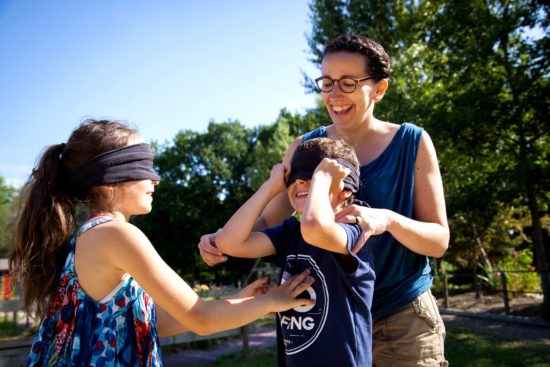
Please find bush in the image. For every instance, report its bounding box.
[486,249,541,295]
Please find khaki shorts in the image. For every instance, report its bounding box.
[373,289,448,367]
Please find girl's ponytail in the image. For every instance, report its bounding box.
[10,143,76,316]
[9,118,139,317]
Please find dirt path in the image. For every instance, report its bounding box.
[163,326,276,367]
[441,311,550,346]
[438,291,550,346]
[162,292,550,366]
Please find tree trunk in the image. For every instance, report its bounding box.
[498,7,550,320]
[527,188,550,320]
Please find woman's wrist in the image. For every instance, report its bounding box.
[382,208,397,233]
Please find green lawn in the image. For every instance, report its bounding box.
[210,326,550,367]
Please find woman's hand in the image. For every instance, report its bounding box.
[335,205,391,254]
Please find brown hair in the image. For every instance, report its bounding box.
[297,137,360,207]
[297,137,360,174]
[9,119,139,316]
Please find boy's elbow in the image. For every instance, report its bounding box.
[214,230,231,253]
[301,217,327,245]
[215,230,247,257]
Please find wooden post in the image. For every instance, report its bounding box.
[443,272,449,309]
[500,271,510,315]
[241,324,249,351]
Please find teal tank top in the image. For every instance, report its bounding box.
[303,123,432,319]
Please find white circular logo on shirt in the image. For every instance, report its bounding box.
[278,254,329,355]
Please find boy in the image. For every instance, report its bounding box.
[216,137,375,367]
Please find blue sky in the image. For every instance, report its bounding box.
[0,1,320,187]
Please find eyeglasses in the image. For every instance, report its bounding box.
[314,76,375,93]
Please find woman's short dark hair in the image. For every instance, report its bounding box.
[323,34,391,81]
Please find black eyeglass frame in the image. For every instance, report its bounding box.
[314,76,375,93]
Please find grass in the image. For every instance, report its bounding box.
[445,326,550,366]
[209,348,276,367]
[209,326,550,367]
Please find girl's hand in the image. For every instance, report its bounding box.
[266,269,315,312]
[335,205,391,254]
[314,158,349,193]
[231,277,273,299]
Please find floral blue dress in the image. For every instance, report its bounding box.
[26,216,163,366]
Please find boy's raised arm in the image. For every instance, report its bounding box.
[215,164,287,258]
[301,158,351,254]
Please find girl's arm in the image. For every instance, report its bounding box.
[215,164,288,258]
[300,158,350,254]
[155,304,188,336]
[336,131,449,257]
[105,223,314,336]
[154,276,275,337]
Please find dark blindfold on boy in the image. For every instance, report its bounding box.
[286,149,360,193]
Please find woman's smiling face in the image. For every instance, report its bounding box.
[320,51,379,130]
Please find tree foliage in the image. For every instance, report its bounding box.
[135,109,327,284]
[306,0,549,316]
[0,176,17,256]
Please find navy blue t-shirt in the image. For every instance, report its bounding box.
[263,216,375,367]
[303,123,432,319]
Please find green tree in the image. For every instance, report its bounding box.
[135,121,258,284]
[0,176,17,256]
[306,0,550,317]
[425,0,550,316]
[135,106,330,285]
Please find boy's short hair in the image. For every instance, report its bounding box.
[323,34,390,82]
[296,137,360,175]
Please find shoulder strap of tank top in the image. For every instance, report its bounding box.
[303,126,328,142]
[77,215,115,236]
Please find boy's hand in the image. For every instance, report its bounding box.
[267,163,288,195]
[314,158,350,193]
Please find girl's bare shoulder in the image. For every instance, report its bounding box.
[77,220,148,253]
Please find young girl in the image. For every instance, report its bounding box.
[9,118,314,366]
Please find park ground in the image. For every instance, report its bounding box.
[163,291,550,366]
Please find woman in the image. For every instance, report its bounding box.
[199,34,449,366]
